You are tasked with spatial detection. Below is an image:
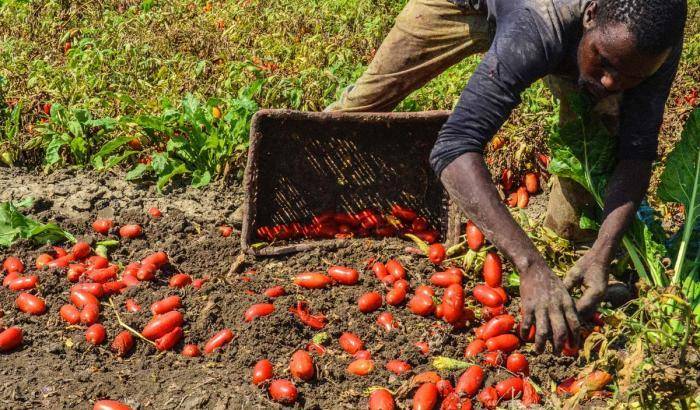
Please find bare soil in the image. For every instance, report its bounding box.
[0,168,583,409]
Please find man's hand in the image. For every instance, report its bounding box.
[564,253,609,318]
[519,261,581,353]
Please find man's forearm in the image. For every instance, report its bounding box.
[440,152,546,274]
[589,159,653,264]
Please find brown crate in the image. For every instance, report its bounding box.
[241,109,460,256]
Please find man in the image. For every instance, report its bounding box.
[327,0,687,352]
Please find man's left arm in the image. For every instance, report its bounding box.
[564,159,652,316]
[564,43,683,317]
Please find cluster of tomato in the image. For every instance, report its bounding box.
[256,204,440,244]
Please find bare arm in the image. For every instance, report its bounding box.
[565,159,653,316]
[441,152,580,352]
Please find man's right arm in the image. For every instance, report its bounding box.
[430,9,580,351]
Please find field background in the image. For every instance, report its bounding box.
[1,0,698,190]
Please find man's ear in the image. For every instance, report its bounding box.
[583,1,598,30]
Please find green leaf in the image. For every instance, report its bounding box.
[579,213,600,231]
[191,169,212,188]
[126,163,149,180]
[93,136,135,158]
[156,163,189,191]
[0,200,74,246]
[658,108,700,283]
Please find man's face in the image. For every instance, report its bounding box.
[577,6,670,99]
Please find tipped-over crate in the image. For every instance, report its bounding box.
[241,109,461,256]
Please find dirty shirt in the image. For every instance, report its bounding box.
[430,0,681,176]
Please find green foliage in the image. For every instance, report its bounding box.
[28,103,118,170]
[548,95,667,286]
[658,108,700,315]
[0,198,75,246]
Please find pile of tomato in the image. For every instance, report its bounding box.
[256,204,441,244]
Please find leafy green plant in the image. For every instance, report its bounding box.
[0,76,22,166]
[0,198,75,246]
[27,103,118,170]
[549,101,700,318]
[121,83,261,189]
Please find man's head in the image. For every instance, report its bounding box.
[577,0,687,98]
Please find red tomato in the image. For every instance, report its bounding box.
[428,243,446,265]
[339,332,364,354]
[244,303,275,321]
[476,386,498,408]
[486,334,520,353]
[347,359,374,376]
[111,331,134,357]
[203,328,234,354]
[72,283,105,298]
[358,292,382,313]
[437,379,454,397]
[2,256,24,274]
[412,217,429,232]
[263,285,286,298]
[442,284,464,325]
[93,400,133,410]
[88,266,118,283]
[372,262,388,281]
[369,388,395,410]
[412,382,439,410]
[8,275,38,291]
[192,278,207,289]
[501,169,515,191]
[415,342,430,355]
[60,304,81,324]
[252,359,274,385]
[440,393,460,410]
[391,204,417,221]
[466,220,485,251]
[386,286,407,306]
[151,296,181,315]
[506,353,529,375]
[472,285,504,308]
[522,379,541,405]
[464,339,487,357]
[142,311,184,340]
[562,337,580,357]
[354,350,371,360]
[394,279,410,291]
[385,259,405,279]
[124,299,141,313]
[456,365,484,397]
[67,264,86,282]
[70,289,99,309]
[119,224,142,239]
[289,350,315,381]
[102,281,125,295]
[517,187,529,209]
[481,315,515,340]
[219,225,233,237]
[408,294,435,316]
[35,253,54,270]
[269,379,297,404]
[148,207,162,218]
[169,273,192,288]
[15,293,46,315]
[430,271,462,287]
[92,219,113,234]
[141,252,168,268]
[328,266,360,285]
[182,344,201,357]
[80,304,100,325]
[0,327,22,352]
[415,285,435,298]
[482,252,502,287]
[495,377,524,399]
[482,351,504,367]
[88,255,110,269]
[136,263,157,281]
[155,326,183,351]
[71,242,91,259]
[85,324,106,345]
[2,272,19,287]
[482,305,507,320]
[385,359,412,375]
[524,173,539,194]
[376,312,398,332]
[293,272,332,289]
